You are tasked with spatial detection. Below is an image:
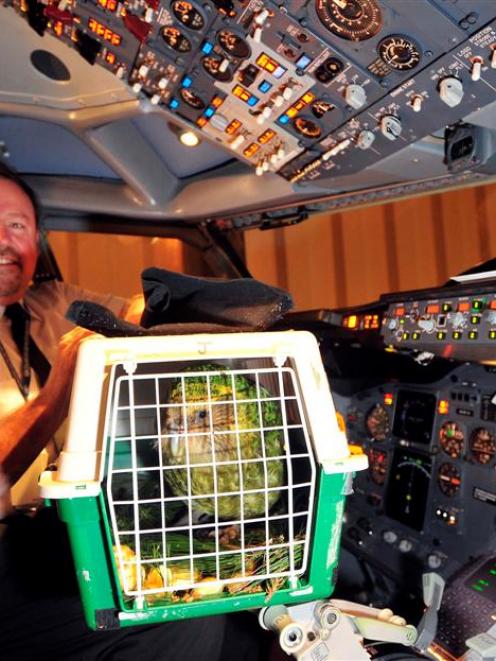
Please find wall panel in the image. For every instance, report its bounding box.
[246,182,496,310]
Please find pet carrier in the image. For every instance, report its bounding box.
[39,331,367,630]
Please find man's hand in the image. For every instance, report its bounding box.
[38,326,94,428]
[122,293,144,325]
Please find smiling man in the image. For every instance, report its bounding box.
[0,164,226,661]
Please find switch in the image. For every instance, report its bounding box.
[273,94,285,108]
[439,76,464,107]
[254,8,270,26]
[138,64,149,77]
[158,77,168,90]
[356,129,375,150]
[150,94,160,105]
[210,114,229,132]
[132,82,142,93]
[492,48,496,69]
[282,83,296,101]
[230,134,246,150]
[380,115,402,141]
[471,57,483,81]
[255,161,264,176]
[345,84,367,110]
[410,95,423,113]
[144,7,154,22]
[219,58,230,73]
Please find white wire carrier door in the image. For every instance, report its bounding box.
[105,360,317,606]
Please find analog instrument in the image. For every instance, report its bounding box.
[437,463,461,497]
[315,0,383,42]
[202,56,233,81]
[368,448,389,485]
[470,427,496,465]
[179,88,205,109]
[172,1,205,30]
[210,0,236,16]
[439,421,464,459]
[366,403,390,442]
[293,116,322,139]
[378,35,421,71]
[217,30,250,59]
[311,100,335,118]
[315,57,344,84]
[162,26,191,52]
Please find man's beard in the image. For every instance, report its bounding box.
[0,249,23,297]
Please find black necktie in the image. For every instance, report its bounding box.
[5,302,51,390]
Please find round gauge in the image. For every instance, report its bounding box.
[378,35,421,71]
[161,26,192,52]
[439,421,464,459]
[311,100,335,119]
[201,56,233,81]
[172,1,205,30]
[470,427,496,465]
[437,463,461,497]
[366,403,390,442]
[315,0,383,42]
[368,448,389,485]
[315,57,344,84]
[293,116,322,139]
[211,0,236,16]
[217,30,250,59]
[179,87,206,109]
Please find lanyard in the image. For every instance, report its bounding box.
[0,309,31,400]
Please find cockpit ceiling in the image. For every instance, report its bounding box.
[1,2,496,228]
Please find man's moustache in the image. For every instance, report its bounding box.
[0,249,20,264]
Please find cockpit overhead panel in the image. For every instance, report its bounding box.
[9,0,496,185]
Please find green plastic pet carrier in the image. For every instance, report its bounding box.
[39,331,367,630]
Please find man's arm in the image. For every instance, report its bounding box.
[0,326,91,485]
[0,293,144,486]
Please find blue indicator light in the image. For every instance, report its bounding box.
[182,76,192,88]
[258,80,272,93]
[295,53,312,69]
[169,98,179,109]
[247,95,259,106]
[278,114,289,125]
[204,107,215,118]
[201,41,213,54]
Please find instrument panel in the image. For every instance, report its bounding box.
[338,361,496,587]
[11,0,496,183]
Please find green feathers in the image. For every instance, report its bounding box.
[161,365,285,520]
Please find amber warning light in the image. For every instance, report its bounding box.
[342,314,380,330]
[438,400,449,415]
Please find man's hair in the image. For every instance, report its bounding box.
[0,161,41,227]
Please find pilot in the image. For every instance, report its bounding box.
[0,163,227,660]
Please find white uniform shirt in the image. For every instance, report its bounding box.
[0,280,126,504]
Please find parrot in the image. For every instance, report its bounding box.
[161,365,285,521]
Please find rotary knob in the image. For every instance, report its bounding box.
[398,539,413,553]
[427,553,443,570]
[380,115,402,141]
[439,77,464,108]
[382,530,398,545]
[345,84,367,110]
[356,129,375,150]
